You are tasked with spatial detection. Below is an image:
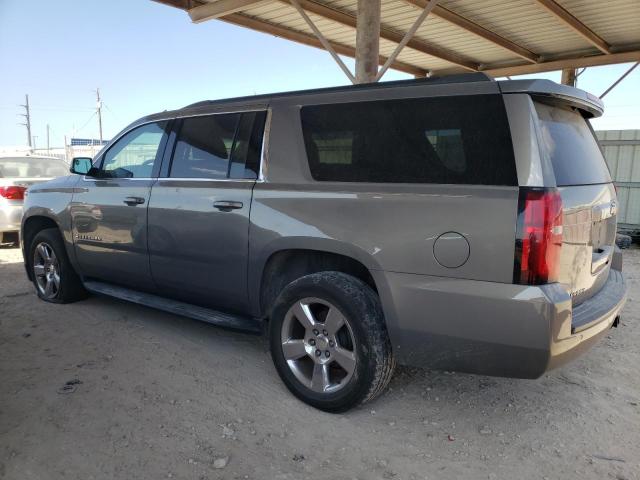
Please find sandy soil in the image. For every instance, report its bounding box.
[1,245,639,480]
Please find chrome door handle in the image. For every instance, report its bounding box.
[213,200,243,211]
[124,196,145,206]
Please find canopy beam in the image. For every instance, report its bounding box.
[480,50,640,77]
[277,0,478,71]
[188,0,266,22]
[289,0,356,83]
[153,0,639,78]
[221,12,428,77]
[535,0,611,54]
[405,0,540,64]
[600,62,639,99]
[375,0,439,81]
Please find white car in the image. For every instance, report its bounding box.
[0,155,70,245]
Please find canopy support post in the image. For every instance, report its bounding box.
[355,0,381,83]
[561,68,577,86]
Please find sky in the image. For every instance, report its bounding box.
[0,0,638,148]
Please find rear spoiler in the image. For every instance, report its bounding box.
[498,79,604,118]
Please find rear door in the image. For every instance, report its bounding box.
[71,121,170,291]
[147,111,266,314]
[535,101,616,305]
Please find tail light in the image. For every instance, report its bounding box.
[514,188,563,285]
[0,186,27,200]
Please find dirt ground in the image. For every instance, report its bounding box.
[1,245,639,480]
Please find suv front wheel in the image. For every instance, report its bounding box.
[29,228,87,303]
[269,271,395,412]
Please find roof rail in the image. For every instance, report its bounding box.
[184,72,494,109]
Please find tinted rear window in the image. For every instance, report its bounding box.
[535,102,611,186]
[300,95,517,185]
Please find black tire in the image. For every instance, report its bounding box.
[269,271,395,413]
[616,234,632,250]
[28,228,88,303]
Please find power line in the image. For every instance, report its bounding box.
[0,103,94,111]
[102,102,122,125]
[73,111,97,136]
[29,106,94,112]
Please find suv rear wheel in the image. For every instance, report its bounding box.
[269,271,395,412]
[29,228,87,303]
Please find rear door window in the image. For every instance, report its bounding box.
[170,114,240,179]
[169,111,266,180]
[300,95,517,185]
[535,102,611,186]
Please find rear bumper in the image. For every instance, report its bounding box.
[547,268,626,371]
[0,203,23,233]
[374,267,627,378]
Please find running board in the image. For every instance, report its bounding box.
[83,280,262,334]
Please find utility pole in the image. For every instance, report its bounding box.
[19,94,32,148]
[96,88,103,143]
[46,124,50,154]
[32,135,38,151]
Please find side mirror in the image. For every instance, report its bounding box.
[70,157,93,175]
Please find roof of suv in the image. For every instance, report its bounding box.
[184,72,494,108]
[139,72,603,127]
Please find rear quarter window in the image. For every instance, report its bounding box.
[300,94,517,185]
[535,102,611,186]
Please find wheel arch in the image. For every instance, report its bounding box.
[22,214,63,281]
[253,239,383,320]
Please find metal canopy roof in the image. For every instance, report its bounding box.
[154,0,640,80]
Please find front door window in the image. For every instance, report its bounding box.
[101,122,169,178]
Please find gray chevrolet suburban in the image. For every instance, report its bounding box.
[21,73,627,412]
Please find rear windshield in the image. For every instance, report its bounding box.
[0,157,69,178]
[535,102,611,186]
[300,95,517,185]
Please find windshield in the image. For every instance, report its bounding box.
[535,102,611,186]
[0,157,69,178]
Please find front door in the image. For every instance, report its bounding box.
[71,121,171,291]
[148,111,266,314]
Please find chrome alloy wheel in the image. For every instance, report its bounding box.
[33,242,60,299]
[280,297,357,393]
